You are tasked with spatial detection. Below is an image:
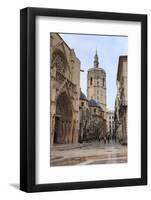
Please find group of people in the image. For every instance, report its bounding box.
[99,134,117,144]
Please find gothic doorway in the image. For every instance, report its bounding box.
[53,92,73,144]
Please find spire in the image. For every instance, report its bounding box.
[94,50,99,68]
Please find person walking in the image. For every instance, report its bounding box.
[107,135,110,144]
[103,136,107,144]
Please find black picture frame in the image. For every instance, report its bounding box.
[20,7,147,192]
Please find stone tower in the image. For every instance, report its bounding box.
[87,51,106,112]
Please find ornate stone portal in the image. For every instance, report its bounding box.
[50,33,80,144]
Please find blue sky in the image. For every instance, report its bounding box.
[60,33,128,110]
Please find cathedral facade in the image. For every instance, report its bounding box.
[50,33,80,144]
[50,33,107,145]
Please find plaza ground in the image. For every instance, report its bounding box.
[50,141,127,166]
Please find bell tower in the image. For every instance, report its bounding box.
[87,51,106,112]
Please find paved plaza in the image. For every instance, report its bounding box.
[50,141,127,166]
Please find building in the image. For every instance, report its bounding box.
[87,51,107,112]
[50,33,80,144]
[87,99,106,141]
[50,34,108,145]
[106,110,114,138]
[79,51,107,142]
[79,89,89,142]
[79,90,106,142]
[114,56,128,145]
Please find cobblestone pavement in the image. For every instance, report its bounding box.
[50,141,127,166]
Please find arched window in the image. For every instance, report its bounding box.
[103,78,105,87]
[81,102,84,107]
[55,54,65,73]
[53,51,66,74]
[90,77,93,85]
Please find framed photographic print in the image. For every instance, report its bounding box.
[20,7,147,192]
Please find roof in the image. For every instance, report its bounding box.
[80,90,88,101]
[88,99,104,112]
[88,67,106,74]
[89,99,100,108]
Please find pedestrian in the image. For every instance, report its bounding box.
[107,135,110,144]
[103,136,106,144]
[114,135,116,143]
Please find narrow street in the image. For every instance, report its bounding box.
[51,141,127,166]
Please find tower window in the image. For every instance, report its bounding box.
[103,78,105,87]
[81,102,84,107]
[94,108,96,113]
[90,77,93,85]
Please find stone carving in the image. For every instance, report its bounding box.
[55,54,65,74]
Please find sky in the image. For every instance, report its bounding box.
[60,33,128,110]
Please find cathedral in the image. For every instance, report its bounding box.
[50,33,107,144]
